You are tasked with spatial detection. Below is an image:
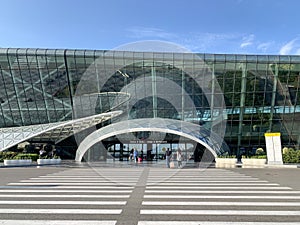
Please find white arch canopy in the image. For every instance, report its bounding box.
[75,118,229,162]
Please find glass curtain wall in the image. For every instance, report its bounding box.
[1,48,300,156]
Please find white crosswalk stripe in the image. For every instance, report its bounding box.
[0,200,127,205]
[138,222,300,225]
[0,220,117,225]
[144,194,300,199]
[141,209,300,216]
[0,208,122,214]
[0,194,130,198]
[142,201,300,206]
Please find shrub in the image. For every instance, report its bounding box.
[250,155,267,159]
[13,153,39,161]
[242,147,266,159]
[0,151,18,162]
[282,147,289,154]
[255,148,265,155]
[282,148,300,163]
[218,155,236,158]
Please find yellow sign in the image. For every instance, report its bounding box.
[264,133,281,137]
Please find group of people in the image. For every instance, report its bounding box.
[39,145,57,158]
[165,148,183,168]
[129,148,144,162]
[128,147,184,168]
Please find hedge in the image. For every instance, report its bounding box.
[282,148,300,164]
[0,152,39,162]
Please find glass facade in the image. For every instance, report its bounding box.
[1,48,300,158]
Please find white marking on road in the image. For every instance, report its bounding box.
[31,177,140,180]
[8,182,136,185]
[145,190,300,194]
[140,209,300,216]
[0,194,129,198]
[37,175,138,177]
[5,186,134,189]
[147,177,258,179]
[0,190,132,193]
[146,183,278,186]
[19,180,138,183]
[0,200,126,205]
[146,186,291,190]
[138,222,300,225]
[0,221,117,225]
[142,201,300,206]
[0,209,121,214]
[147,175,254,178]
[144,195,300,199]
[146,180,267,183]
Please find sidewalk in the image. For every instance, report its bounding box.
[1,159,299,169]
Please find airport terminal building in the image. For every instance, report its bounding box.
[0,48,299,161]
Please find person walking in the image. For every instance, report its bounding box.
[177,148,183,168]
[133,148,138,163]
[140,150,144,161]
[129,148,134,161]
[165,148,172,168]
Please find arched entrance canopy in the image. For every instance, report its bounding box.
[75,118,229,161]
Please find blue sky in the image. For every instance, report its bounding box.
[1,0,300,55]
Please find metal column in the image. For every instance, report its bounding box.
[269,64,278,132]
[151,64,157,118]
[237,64,247,157]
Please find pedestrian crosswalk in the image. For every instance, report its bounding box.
[140,168,300,224]
[0,167,299,224]
[0,167,142,224]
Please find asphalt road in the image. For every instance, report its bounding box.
[230,167,300,191]
[0,163,299,224]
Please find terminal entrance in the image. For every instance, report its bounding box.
[101,139,215,164]
[101,132,194,161]
[104,141,196,161]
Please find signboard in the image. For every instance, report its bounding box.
[129,140,167,144]
[264,133,283,165]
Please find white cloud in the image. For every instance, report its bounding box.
[240,34,255,48]
[125,27,283,55]
[257,42,273,52]
[279,38,299,55]
[126,27,176,39]
[177,32,243,53]
[125,28,244,53]
[240,42,251,48]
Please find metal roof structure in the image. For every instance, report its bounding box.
[0,111,122,151]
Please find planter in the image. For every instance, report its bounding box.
[215,158,237,168]
[215,158,237,164]
[4,159,32,166]
[37,158,61,165]
[242,158,267,166]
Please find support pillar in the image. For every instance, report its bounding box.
[237,64,247,159]
[269,64,278,132]
[151,64,157,118]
